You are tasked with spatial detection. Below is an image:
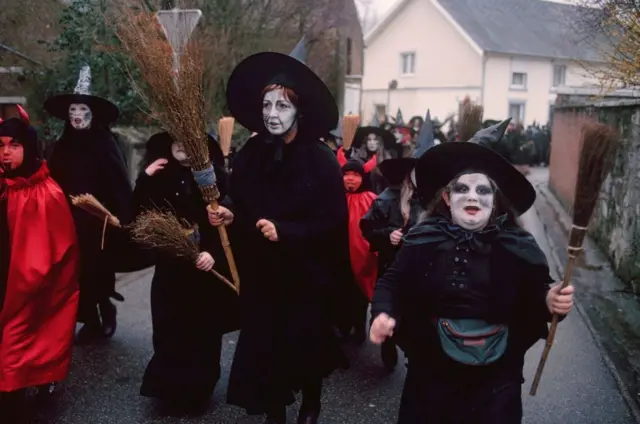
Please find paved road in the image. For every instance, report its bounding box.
[32,169,634,424]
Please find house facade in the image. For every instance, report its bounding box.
[361,0,611,126]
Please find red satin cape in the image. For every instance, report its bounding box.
[346,191,378,301]
[0,162,79,391]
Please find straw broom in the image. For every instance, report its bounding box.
[341,114,360,151]
[218,116,234,170]
[457,97,483,142]
[130,210,237,293]
[110,4,240,293]
[70,194,120,250]
[529,121,620,396]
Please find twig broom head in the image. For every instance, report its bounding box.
[130,209,200,262]
[342,114,360,151]
[218,116,235,157]
[572,121,620,228]
[70,194,120,227]
[457,97,484,142]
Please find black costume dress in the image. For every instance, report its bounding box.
[225,132,349,414]
[371,215,557,423]
[48,124,134,325]
[134,135,239,404]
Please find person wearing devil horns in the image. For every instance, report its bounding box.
[45,65,138,344]
[134,131,239,411]
[207,37,350,424]
[369,130,575,423]
[0,118,79,422]
[359,110,435,370]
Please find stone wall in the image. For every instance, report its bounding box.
[549,97,640,292]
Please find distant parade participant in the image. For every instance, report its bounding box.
[360,110,434,369]
[45,66,135,344]
[369,137,574,423]
[208,38,349,424]
[0,118,79,421]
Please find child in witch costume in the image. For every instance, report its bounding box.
[45,66,136,344]
[134,132,239,411]
[337,126,397,194]
[208,37,349,424]
[359,110,434,369]
[341,159,379,343]
[369,138,574,423]
[0,119,79,421]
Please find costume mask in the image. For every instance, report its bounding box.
[171,141,189,165]
[69,103,92,130]
[445,173,494,231]
[0,138,24,170]
[262,88,297,136]
[366,133,380,152]
[343,170,363,193]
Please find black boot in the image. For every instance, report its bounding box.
[298,381,321,424]
[264,406,286,424]
[381,339,398,371]
[76,305,103,345]
[0,389,27,424]
[99,298,117,338]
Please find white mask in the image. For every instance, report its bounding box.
[171,141,189,165]
[446,173,494,231]
[366,133,380,152]
[69,103,92,130]
[262,88,297,136]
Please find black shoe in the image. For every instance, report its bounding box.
[76,322,104,345]
[381,341,398,371]
[264,407,286,424]
[99,299,117,338]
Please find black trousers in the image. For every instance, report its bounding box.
[398,364,523,424]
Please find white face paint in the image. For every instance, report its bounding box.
[69,103,92,130]
[366,133,380,152]
[262,88,297,136]
[447,173,495,231]
[171,141,189,165]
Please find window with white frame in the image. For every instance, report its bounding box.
[510,72,527,89]
[553,64,567,87]
[400,52,416,75]
[508,101,526,123]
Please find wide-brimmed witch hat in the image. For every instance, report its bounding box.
[470,118,511,147]
[352,126,396,151]
[44,66,120,125]
[414,124,535,215]
[226,37,338,136]
[379,110,436,185]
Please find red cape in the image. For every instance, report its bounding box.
[346,190,378,301]
[0,162,79,391]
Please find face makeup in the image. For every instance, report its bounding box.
[171,141,189,165]
[0,138,24,170]
[262,88,297,136]
[446,173,494,231]
[366,133,380,152]
[69,103,92,130]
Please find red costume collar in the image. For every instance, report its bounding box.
[2,161,50,192]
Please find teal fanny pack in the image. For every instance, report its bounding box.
[435,318,508,366]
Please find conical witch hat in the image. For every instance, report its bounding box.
[414,116,535,215]
[469,117,511,147]
[379,109,436,185]
[226,36,338,136]
[395,108,405,126]
[44,65,119,125]
[369,112,380,127]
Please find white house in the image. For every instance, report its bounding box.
[361,0,613,126]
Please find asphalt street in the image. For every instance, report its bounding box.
[30,170,634,424]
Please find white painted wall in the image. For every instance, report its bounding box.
[344,82,362,116]
[361,0,483,121]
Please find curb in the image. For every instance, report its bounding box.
[532,181,640,423]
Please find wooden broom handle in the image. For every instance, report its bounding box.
[209,199,241,294]
[529,254,577,396]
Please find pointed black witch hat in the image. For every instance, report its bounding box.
[226,36,338,136]
[379,109,436,185]
[44,65,119,125]
[469,118,511,147]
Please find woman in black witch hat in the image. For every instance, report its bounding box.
[369,136,574,423]
[207,38,350,424]
[46,65,138,344]
[337,126,397,194]
[359,110,435,370]
[134,131,239,411]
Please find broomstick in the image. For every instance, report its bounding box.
[341,114,360,151]
[457,97,483,142]
[529,121,619,396]
[111,5,241,294]
[218,116,235,170]
[131,210,237,293]
[70,194,121,250]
